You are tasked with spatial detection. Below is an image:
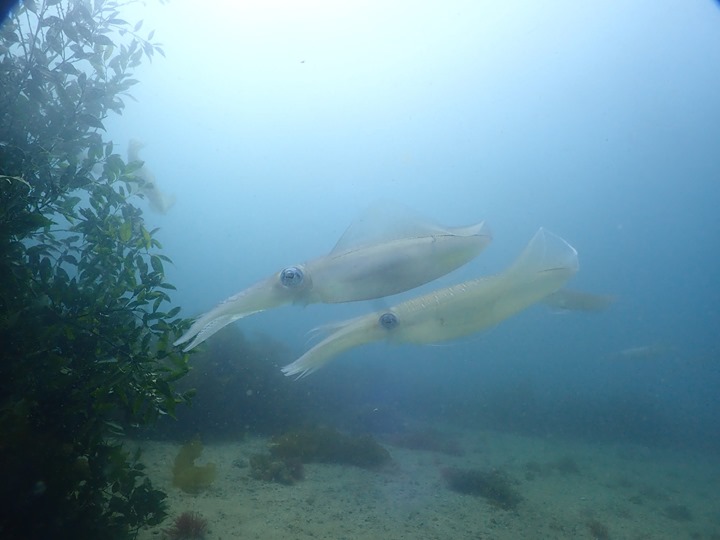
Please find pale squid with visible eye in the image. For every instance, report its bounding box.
[174,207,493,352]
[282,228,579,378]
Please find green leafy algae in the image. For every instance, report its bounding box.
[172,438,217,494]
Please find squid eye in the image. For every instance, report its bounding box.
[378,312,398,330]
[280,266,304,288]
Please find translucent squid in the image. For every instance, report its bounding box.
[127,139,176,214]
[174,209,492,352]
[282,228,579,378]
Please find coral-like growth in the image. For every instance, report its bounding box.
[172,438,217,494]
[163,511,208,540]
[249,453,304,485]
[442,467,522,510]
[270,426,391,469]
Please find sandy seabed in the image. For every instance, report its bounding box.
[134,428,720,540]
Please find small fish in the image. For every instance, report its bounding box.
[543,289,615,313]
[612,344,672,360]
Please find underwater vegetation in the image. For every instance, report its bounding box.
[163,511,208,540]
[172,439,217,494]
[249,453,305,485]
[442,467,523,510]
[157,325,309,439]
[0,2,187,539]
[269,426,392,469]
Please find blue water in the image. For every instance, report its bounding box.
[106,1,720,452]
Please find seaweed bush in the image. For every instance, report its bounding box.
[171,438,217,494]
[160,325,308,439]
[0,1,192,538]
[270,425,392,469]
[249,452,304,485]
[442,467,523,510]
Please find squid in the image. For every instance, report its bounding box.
[127,139,176,214]
[174,209,492,352]
[282,228,579,378]
[543,288,615,312]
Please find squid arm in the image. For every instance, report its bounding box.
[282,228,579,378]
[174,217,492,352]
[173,274,292,351]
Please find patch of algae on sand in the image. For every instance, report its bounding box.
[172,437,217,493]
